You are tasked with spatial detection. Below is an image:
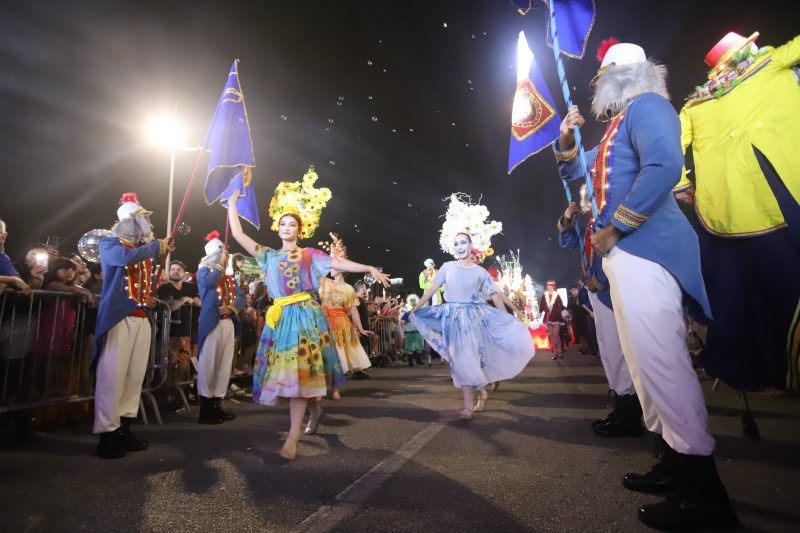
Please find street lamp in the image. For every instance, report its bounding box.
[146,114,199,266]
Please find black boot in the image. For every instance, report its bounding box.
[415,353,423,365]
[623,435,679,493]
[638,453,739,530]
[96,429,127,459]
[594,394,645,437]
[120,416,148,451]
[213,398,236,422]
[407,353,415,366]
[592,392,620,430]
[198,396,224,424]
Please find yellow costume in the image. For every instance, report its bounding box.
[320,278,372,373]
[676,35,800,236]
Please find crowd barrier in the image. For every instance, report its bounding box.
[0,289,170,425]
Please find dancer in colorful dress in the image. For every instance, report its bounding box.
[411,194,535,420]
[320,233,372,390]
[196,231,245,424]
[93,193,173,458]
[227,167,388,460]
[554,41,736,529]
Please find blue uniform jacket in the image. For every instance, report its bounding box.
[197,265,245,352]
[558,221,613,309]
[557,93,712,322]
[93,237,162,365]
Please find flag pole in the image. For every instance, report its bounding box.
[546,0,599,220]
[152,148,205,293]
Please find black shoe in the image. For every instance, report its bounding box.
[352,371,370,380]
[120,417,148,451]
[213,398,236,422]
[198,396,224,424]
[623,441,679,493]
[638,454,739,530]
[96,430,127,459]
[594,394,645,437]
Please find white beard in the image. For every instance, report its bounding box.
[200,252,223,269]
[113,215,153,244]
[591,61,670,120]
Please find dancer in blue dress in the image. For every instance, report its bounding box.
[410,195,535,420]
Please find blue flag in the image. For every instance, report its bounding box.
[508,32,562,174]
[545,0,595,59]
[204,59,259,228]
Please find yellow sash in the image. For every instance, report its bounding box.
[265,292,312,329]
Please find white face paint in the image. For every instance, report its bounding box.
[278,215,300,241]
[453,234,472,260]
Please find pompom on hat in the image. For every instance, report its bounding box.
[705,31,759,70]
[204,230,224,257]
[268,166,332,239]
[117,192,152,221]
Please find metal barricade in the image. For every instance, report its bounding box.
[0,289,94,414]
[139,300,171,425]
[369,315,399,367]
[0,290,171,426]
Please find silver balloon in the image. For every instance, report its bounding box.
[77,229,114,263]
[363,272,375,285]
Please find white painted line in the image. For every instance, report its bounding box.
[294,417,449,533]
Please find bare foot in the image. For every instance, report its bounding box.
[304,405,324,435]
[279,438,298,460]
[473,389,488,412]
[459,407,474,421]
[331,390,341,400]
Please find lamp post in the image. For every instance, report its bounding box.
[146,114,198,267]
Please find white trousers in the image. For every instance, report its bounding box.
[587,291,635,395]
[198,319,235,399]
[93,317,151,434]
[603,247,714,456]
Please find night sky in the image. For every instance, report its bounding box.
[0,0,795,291]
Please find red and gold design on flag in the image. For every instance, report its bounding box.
[511,79,556,141]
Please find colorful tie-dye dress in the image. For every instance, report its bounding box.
[253,247,345,405]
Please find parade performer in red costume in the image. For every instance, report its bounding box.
[93,193,173,459]
[196,231,245,424]
[555,41,737,529]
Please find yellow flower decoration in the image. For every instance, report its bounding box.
[268,166,332,239]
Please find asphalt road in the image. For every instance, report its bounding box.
[1,347,798,532]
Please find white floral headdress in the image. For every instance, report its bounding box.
[439,193,502,261]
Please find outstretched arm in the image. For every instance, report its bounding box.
[330,257,390,287]
[227,189,261,257]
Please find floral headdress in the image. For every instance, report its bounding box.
[268,166,332,239]
[319,232,347,261]
[439,193,502,262]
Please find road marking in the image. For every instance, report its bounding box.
[294,417,449,533]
